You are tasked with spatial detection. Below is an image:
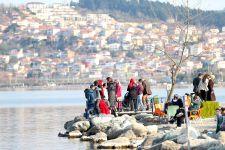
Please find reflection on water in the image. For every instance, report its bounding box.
[0,106,93,150]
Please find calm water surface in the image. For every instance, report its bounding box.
[0,88,224,150]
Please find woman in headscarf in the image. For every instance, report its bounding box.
[127,78,138,111]
[207,75,216,101]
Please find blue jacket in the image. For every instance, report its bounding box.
[84,89,95,109]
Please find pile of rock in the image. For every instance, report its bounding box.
[60,114,225,149]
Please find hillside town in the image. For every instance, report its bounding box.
[0,2,225,88]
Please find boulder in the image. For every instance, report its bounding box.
[86,126,102,136]
[119,129,137,140]
[146,125,158,134]
[68,130,82,138]
[185,138,225,150]
[81,135,92,141]
[73,121,90,132]
[217,131,225,144]
[135,113,154,120]
[132,122,148,137]
[64,120,75,130]
[74,116,86,122]
[90,132,107,143]
[98,137,131,149]
[177,127,200,144]
[106,123,129,140]
[141,135,155,149]
[161,140,182,150]
[91,115,114,127]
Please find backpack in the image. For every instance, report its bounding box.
[129,85,138,99]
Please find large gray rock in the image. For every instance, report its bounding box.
[146,125,158,134]
[185,138,225,150]
[64,120,75,130]
[132,122,148,137]
[91,115,114,127]
[106,123,130,140]
[119,129,137,140]
[90,132,107,143]
[161,140,182,150]
[81,135,92,141]
[98,137,131,149]
[73,121,90,132]
[68,130,82,138]
[74,116,86,122]
[176,127,200,144]
[217,131,225,144]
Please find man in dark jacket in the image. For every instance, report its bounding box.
[193,73,202,95]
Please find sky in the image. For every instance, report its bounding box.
[0,0,224,11]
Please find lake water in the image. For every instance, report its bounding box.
[0,88,224,149]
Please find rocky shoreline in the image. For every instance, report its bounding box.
[59,114,225,149]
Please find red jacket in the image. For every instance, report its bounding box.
[99,99,110,114]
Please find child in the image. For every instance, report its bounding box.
[97,98,110,115]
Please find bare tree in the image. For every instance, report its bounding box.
[156,0,203,102]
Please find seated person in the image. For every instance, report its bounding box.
[171,94,183,106]
[84,85,96,118]
[216,107,225,133]
[96,97,110,115]
[189,95,201,111]
[169,101,185,127]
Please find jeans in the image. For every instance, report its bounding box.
[137,94,145,111]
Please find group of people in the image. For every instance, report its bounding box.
[83,77,152,118]
[193,73,216,101]
[84,77,121,118]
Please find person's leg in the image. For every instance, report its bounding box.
[177,117,182,127]
[142,95,147,110]
[130,98,134,111]
[134,99,138,112]
[145,95,150,110]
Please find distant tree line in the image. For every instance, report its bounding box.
[74,0,225,29]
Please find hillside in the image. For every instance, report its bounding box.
[72,0,225,29]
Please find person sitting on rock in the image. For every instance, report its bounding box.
[171,94,183,107]
[84,84,96,119]
[216,107,225,133]
[96,97,111,115]
[189,95,202,111]
[169,100,185,127]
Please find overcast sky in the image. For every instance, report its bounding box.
[0,0,224,11]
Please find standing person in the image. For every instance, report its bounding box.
[198,74,210,101]
[137,79,145,111]
[142,79,152,110]
[96,98,110,115]
[84,85,96,119]
[106,77,117,115]
[207,75,216,101]
[193,73,202,95]
[93,80,101,100]
[115,80,123,112]
[102,83,108,100]
[127,78,138,111]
